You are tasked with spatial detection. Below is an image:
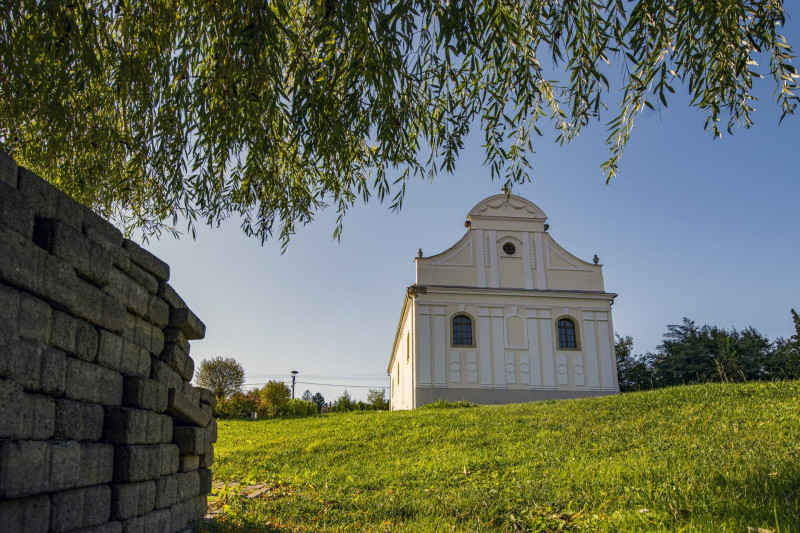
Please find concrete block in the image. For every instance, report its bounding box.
[168,307,205,340]
[121,507,170,533]
[123,239,169,282]
[0,148,19,187]
[169,498,191,532]
[119,339,151,377]
[198,468,213,495]
[161,443,180,476]
[65,357,123,406]
[0,379,53,439]
[0,283,19,377]
[105,268,149,318]
[0,378,23,437]
[167,388,211,428]
[82,205,123,249]
[159,343,189,380]
[176,470,200,501]
[183,355,195,383]
[0,494,49,533]
[48,440,82,491]
[0,440,50,497]
[156,281,186,310]
[12,340,66,395]
[124,312,160,353]
[172,426,207,456]
[128,262,158,294]
[0,181,35,238]
[179,455,200,473]
[0,226,77,311]
[73,277,126,334]
[80,521,123,533]
[122,376,168,413]
[150,360,182,392]
[154,474,178,509]
[110,480,156,520]
[162,327,190,356]
[78,443,115,486]
[51,311,99,361]
[103,407,173,444]
[208,418,218,443]
[18,167,84,231]
[146,293,170,329]
[200,444,214,468]
[33,217,113,287]
[149,323,165,357]
[197,387,216,408]
[114,444,177,483]
[110,245,131,272]
[50,484,111,533]
[54,398,104,441]
[180,380,199,406]
[17,291,51,342]
[21,392,55,440]
[97,328,124,369]
[113,445,162,483]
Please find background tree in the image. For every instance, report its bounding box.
[331,390,356,413]
[301,389,314,402]
[311,392,326,414]
[195,356,246,402]
[770,309,800,379]
[1,1,795,242]
[366,388,389,410]
[614,335,654,392]
[259,380,292,417]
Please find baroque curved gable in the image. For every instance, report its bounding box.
[468,194,547,221]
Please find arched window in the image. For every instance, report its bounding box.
[557,318,578,349]
[452,315,473,346]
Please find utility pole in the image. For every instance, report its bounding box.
[291,370,298,399]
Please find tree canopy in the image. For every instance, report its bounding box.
[1,1,797,242]
[195,356,246,401]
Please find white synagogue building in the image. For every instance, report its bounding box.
[388,193,620,409]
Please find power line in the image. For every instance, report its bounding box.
[244,380,388,389]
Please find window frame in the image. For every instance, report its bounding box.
[450,313,476,348]
[555,316,581,351]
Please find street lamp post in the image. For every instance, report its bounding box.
[291,370,298,399]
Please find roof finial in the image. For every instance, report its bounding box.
[417,248,423,258]
[593,254,599,265]
[501,183,509,195]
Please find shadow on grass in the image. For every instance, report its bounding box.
[198,517,286,533]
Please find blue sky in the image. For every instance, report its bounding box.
[143,15,800,402]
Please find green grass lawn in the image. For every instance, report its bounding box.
[205,381,800,532]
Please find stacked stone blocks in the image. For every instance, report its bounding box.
[0,150,216,532]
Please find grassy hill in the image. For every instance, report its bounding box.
[206,381,800,532]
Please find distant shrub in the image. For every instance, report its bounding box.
[215,391,259,419]
[419,399,477,409]
[283,399,318,418]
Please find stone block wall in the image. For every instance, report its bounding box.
[0,150,216,533]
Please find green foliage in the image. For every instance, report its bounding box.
[366,388,389,410]
[300,389,313,402]
[1,1,796,242]
[615,334,654,392]
[214,382,317,419]
[311,392,325,413]
[258,380,292,417]
[329,389,355,412]
[194,356,246,402]
[418,399,478,409]
[652,318,774,385]
[213,390,258,419]
[617,313,800,391]
[283,399,318,418]
[210,381,800,531]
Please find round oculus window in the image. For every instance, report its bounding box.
[502,242,516,255]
